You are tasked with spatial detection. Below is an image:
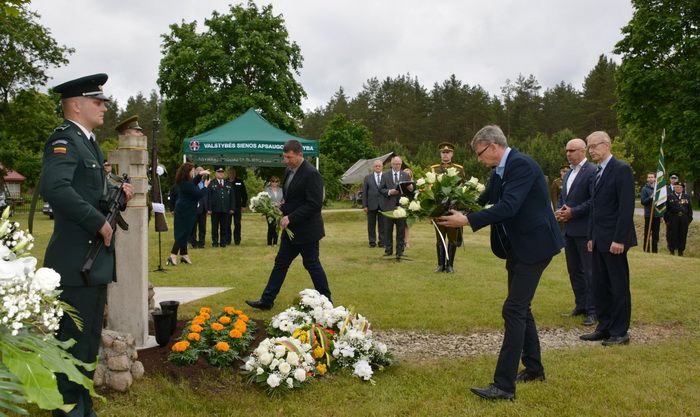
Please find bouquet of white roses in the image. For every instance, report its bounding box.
[249,191,294,239]
[0,207,99,415]
[241,336,316,396]
[333,313,392,383]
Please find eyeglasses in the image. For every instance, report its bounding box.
[586,142,608,150]
[475,143,492,157]
[565,148,584,153]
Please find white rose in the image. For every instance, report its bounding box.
[476,183,485,193]
[446,167,458,177]
[286,351,299,366]
[468,176,479,186]
[0,258,24,280]
[398,196,409,206]
[408,200,421,212]
[353,359,374,381]
[286,377,294,388]
[416,178,425,186]
[0,245,10,259]
[274,345,287,358]
[376,342,388,354]
[437,174,444,182]
[392,207,407,218]
[293,367,306,382]
[33,267,60,292]
[256,367,264,375]
[266,374,281,388]
[278,361,291,375]
[259,352,273,366]
[425,172,436,184]
[270,358,279,370]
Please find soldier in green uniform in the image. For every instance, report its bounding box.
[430,142,465,273]
[115,115,144,137]
[207,167,235,247]
[40,74,134,417]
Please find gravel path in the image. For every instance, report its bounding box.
[375,325,684,359]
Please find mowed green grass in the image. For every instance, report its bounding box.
[17,210,700,416]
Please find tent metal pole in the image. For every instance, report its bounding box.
[316,156,319,170]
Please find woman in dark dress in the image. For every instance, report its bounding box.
[168,163,210,265]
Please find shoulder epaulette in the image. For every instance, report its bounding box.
[452,163,464,169]
[53,124,70,132]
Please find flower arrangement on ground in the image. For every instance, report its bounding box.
[0,207,98,415]
[256,289,392,390]
[168,306,255,367]
[249,191,294,239]
[241,336,316,396]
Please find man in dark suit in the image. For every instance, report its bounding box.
[437,125,563,401]
[41,74,134,417]
[580,131,636,346]
[227,167,248,245]
[246,140,332,310]
[379,156,411,259]
[207,167,235,247]
[189,166,208,248]
[555,138,596,326]
[362,159,385,248]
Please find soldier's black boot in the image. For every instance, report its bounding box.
[435,245,445,272]
[446,244,457,273]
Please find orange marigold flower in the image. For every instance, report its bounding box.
[187,332,201,342]
[234,322,247,333]
[190,324,204,333]
[215,341,230,352]
[218,316,232,325]
[200,313,211,320]
[199,307,212,314]
[223,306,236,315]
[238,314,250,322]
[192,316,206,325]
[312,346,325,359]
[229,329,243,339]
[211,322,225,331]
[316,363,327,375]
[171,341,190,352]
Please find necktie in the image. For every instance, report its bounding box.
[595,165,603,185]
[219,179,223,186]
[376,173,380,186]
[394,172,398,184]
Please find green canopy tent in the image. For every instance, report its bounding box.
[182,108,319,167]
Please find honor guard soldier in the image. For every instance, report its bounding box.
[664,182,693,256]
[40,73,134,417]
[431,142,465,272]
[207,166,235,247]
[115,114,144,137]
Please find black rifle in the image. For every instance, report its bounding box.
[81,174,130,285]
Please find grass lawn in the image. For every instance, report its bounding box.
[16,209,700,416]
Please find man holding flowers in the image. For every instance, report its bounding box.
[437,125,563,401]
[430,142,465,273]
[379,156,412,259]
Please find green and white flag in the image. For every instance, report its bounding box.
[653,130,667,216]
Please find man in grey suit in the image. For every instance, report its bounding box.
[362,160,385,248]
[379,156,411,259]
[555,138,596,326]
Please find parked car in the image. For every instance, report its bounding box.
[0,191,13,216]
[42,202,54,219]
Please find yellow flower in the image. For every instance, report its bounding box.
[215,341,230,352]
[293,329,308,343]
[218,316,232,325]
[187,332,200,342]
[316,363,327,375]
[211,322,224,331]
[171,341,190,352]
[312,346,325,359]
[189,324,204,333]
[229,329,243,339]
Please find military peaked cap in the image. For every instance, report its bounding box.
[215,166,225,172]
[52,73,110,101]
[115,115,143,133]
[438,142,455,152]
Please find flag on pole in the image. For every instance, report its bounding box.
[653,130,667,216]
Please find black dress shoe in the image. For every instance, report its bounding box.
[245,300,273,310]
[212,243,219,247]
[561,308,586,317]
[582,314,597,326]
[445,265,454,273]
[470,384,514,401]
[515,370,545,383]
[434,265,445,273]
[602,334,630,346]
[580,330,609,341]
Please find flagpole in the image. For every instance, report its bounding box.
[645,129,665,252]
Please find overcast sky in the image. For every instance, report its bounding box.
[31,0,634,112]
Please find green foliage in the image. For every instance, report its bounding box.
[158,0,306,169]
[319,114,375,199]
[581,55,618,136]
[614,0,700,181]
[0,4,72,107]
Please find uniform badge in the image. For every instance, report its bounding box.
[53,147,67,154]
[51,139,68,145]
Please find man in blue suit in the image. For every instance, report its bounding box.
[580,131,636,346]
[555,138,596,326]
[246,140,332,310]
[438,125,564,400]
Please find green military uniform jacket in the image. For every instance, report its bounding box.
[430,162,465,178]
[40,120,115,286]
[207,179,235,213]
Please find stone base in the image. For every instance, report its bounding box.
[95,329,145,392]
